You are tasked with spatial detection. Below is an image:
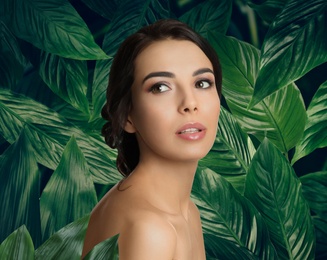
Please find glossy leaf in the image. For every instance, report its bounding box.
[35,215,89,259]
[90,0,171,121]
[0,225,34,260]
[84,234,119,260]
[199,107,255,194]
[209,33,306,152]
[0,89,120,184]
[2,0,108,60]
[40,136,97,239]
[244,139,315,259]
[250,0,327,107]
[81,0,118,21]
[313,216,327,260]
[0,21,26,88]
[247,0,286,23]
[292,81,327,163]
[0,129,42,246]
[204,234,258,260]
[192,167,278,259]
[300,171,327,217]
[179,0,232,36]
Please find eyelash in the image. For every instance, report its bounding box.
[148,79,214,94]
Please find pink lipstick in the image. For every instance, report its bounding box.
[176,123,206,140]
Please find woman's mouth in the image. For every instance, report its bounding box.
[176,123,206,140]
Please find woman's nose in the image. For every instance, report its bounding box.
[178,89,198,114]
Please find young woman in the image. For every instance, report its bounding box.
[82,19,222,259]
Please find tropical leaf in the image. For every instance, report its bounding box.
[300,171,327,217]
[179,0,232,37]
[313,216,327,260]
[90,0,171,121]
[2,0,108,60]
[84,234,119,260]
[192,167,278,259]
[244,139,315,259]
[40,136,97,239]
[247,0,286,23]
[35,215,89,259]
[292,81,327,164]
[0,89,120,184]
[81,0,118,21]
[0,129,42,246]
[0,225,34,260]
[0,21,26,88]
[209,33,307,153]
[199,107,255,194]
[204,233,259,260]
[250,0,327,107]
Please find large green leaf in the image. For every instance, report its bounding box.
[300,171,327,218]
[179,0,232,37]
[209,33,306,153]
[40,136,97,239]
[192,167,278,259]
[0,21,26,88]
[84,234,119,260]
[313,216,327,260]
[90,0,171,121]
[247,0,286,23]
[2,0,108,60]
[81,0,118,21]
[0,225,34,260]
[35,215,89,259]
[250,0,327,107]
[199,107,255,194]
[244,139,315,259]
[0,89,120,184]
[292,81,327,163]
[0,129,42,246]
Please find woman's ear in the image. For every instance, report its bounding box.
[124,116,137,133]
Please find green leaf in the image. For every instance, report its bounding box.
[35,215,89,259]
[90,0,171,121]
[300,171,327,217]
[292,81,327,163]
[0,21,26,88]
[248,0,286,23]
[204,234,259,260]
[40,136,97,239]
[81,0,118,21]
[0,129,42,246]
[179,0,232,37]
[192,167,278,259]
[199,107,255,194]
[84,234,119,260]
[0,225,34,260]
[209,33,307,153]
[3,0,108,60]
[244,138,315,259]
[250,0,327,107]
[313,216,327,259]
[0,89,121,184]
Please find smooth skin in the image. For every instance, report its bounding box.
[82,39,220,259]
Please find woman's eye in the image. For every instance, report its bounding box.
[149,84,170,94]
[195,80,212,89]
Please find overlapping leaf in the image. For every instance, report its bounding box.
[40,136,97,239]
[2,0,108,60]
[199,107,255,194]
[0,225,34,260]
[209,33,306,152]
[248,0,286,23]
[35,215,89,259]
[192,167,277,259]
[90,0,171,120]
[179,0,232,37]
[250,0,327,106]
[292,81,327,163]
[244,139,315,259]
[0,89,120,184]
[84,234,119,260]
[0,129,42,246]
[81,0,118,21]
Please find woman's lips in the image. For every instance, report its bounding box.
[176,123,206,140]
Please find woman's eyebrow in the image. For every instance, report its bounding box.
[192,68,214,76]
[142,71,175,83]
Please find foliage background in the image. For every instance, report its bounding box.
[0,0,326,259]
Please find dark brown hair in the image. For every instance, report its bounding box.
[101,19,222,177]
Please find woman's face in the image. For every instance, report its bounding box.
[125,39,220,163]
